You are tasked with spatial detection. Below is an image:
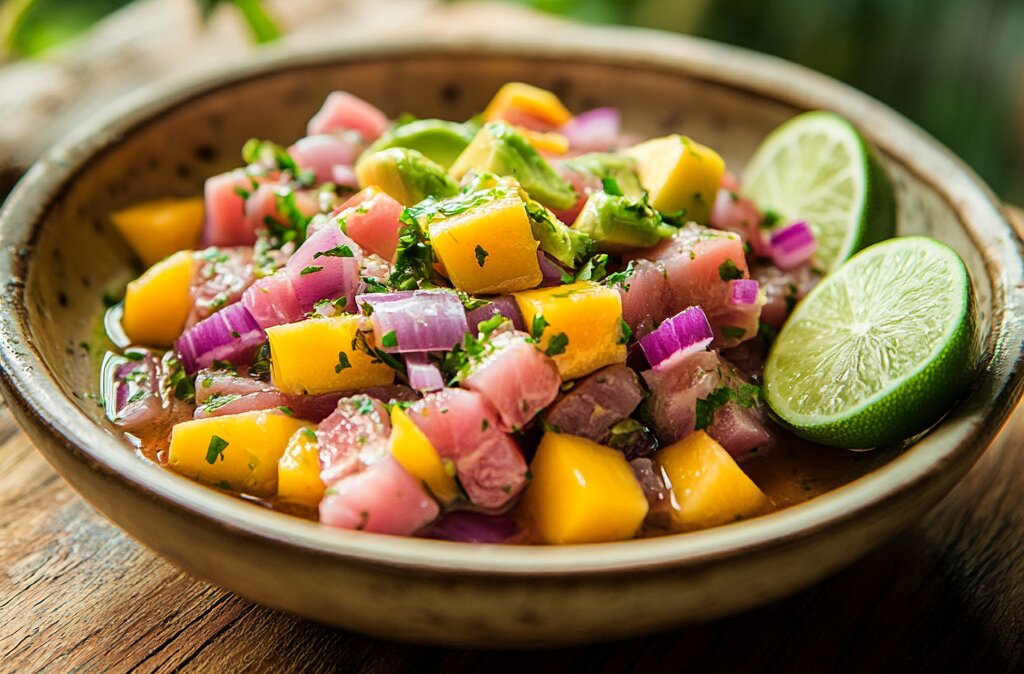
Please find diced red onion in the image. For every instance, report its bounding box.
[422,509,521,544]
[286,223,362,313]
[770,221,817,269]
[175,302,266,374]
[331,164,360,189]
[288,134,362,185]
[356,290,469,353]
[465,295,526,332]
[404,352,445,391]
[537,252,566,287]
[639,306,714,370]
[729,279,761,305]
[558,107,621,152]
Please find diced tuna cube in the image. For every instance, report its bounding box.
[613,259,673,339]
[708,401,772,459]
[319,456,439,535]
[204,169,255,246]
[407,388,528,509]
[628,224,751,348]
[710,187,770,258]
[751,262,820,329]
[317,395,392,486]
[335,188,405,261]
[307,91,389,143]
[543,364,644,443]
[462,331,561,431]
[187,247,256,327]
[243,183,319,240]
[242,273,305,329]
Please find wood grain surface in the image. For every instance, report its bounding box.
[1,206,1022,673]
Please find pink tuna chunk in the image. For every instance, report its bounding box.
[461,331,561,431]
[288,133,363,185]
[336,188,405,261]
[751,262,820,329]
[613,259,673,339]
[187,247,255,327]
[242,273,305,329]
[204,169,256,246]
[543,364,644,443]
[307,91,389,142]
[710,187,771,258]
[317,396,392,487]
[628,224,752,348]
[407,388,528,509]
[319,457,439,535]
[708,401,772,459]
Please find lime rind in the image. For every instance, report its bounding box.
[764,237,977,448]
[742,111,895,272]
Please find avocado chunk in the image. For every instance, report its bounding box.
[571,192,674,253]
[450,121,577,211]
[363,119,477,169]
[563,153,646,198]
[525,199,593,268]
[355,147,458,206]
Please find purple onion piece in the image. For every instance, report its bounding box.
[422,509,521,544]
[558,107,621,152]
[465,295,526,332]
[638,306,713,370]
[769,220,817,269]
[174,302,266,374]
[405,352,445,391]
[285,223,362,313]
[537,252,567,287]
[729,279,761,305]
[357,290,469,353]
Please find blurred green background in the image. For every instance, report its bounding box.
[2,0,1022,203]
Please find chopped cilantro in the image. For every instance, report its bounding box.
[720,325,747,339]
[617,318,633,345]
[481,418,490,431]
[334,352,352,374]
[301,428,317,441]
[694,384,761,430]
[545,332,569,356]
[575,254,610,282]
[530,315,549,340]
[201,393,241,413]
[278,406,295,416]
[205,435,229,464]
[300,266,323,276]
[355,396,375,415]
[477,314,504,337]
[718,258,743,282]
[313,244,355,259]
[165,357,195,403]
[474,244,489,267]
[380,331,398,348]
[601,176,623,196]
[123,351,145,361]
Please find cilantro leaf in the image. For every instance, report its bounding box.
[335,352,352,374]
[205,435,229,464]
[718,258,743,282]
[474,244,489,267]
[545,332,569,356]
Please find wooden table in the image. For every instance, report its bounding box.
[1,211,1021,672]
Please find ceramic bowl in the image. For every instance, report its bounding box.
[1,30,1022,647]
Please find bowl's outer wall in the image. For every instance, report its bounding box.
[1,35,1021,645]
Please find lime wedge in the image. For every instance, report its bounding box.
[763,237,978,448]
[742,111,896,272]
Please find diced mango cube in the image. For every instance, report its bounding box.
[267,315,395,395]
[389,407,459,504]
[169,409,308,496]
[484,82,572,128]
[655,431,769,530]
[626,135,725,224]
[524,433,648,544]
[518,128,569,155]
[277,426,324,508]
[122,250,194,347]
[429,189,542,294]
[111,197,205,267]
[514,281,626,380]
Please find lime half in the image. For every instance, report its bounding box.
[743,111,896,272]
[763,237,978,448]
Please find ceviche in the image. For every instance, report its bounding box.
[97,82,970,545]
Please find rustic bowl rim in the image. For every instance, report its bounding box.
[1,29,1022,576]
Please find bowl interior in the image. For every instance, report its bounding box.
[2,39,1020,572]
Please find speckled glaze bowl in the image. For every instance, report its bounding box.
[1,30,1022,646]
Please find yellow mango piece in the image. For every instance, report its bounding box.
[389,407,459,504]
[518,128,569,155]
[626,135,725,224]
[122,250,194,347]
[514,281,626,380]
[655,431,769,530]
[267,315,394,395]
[524,433,648,544]
[169,409,308,497]
[111,197,205,267]
[484,82,572,128]
[429,190,542,294]
[277,426,324,508]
